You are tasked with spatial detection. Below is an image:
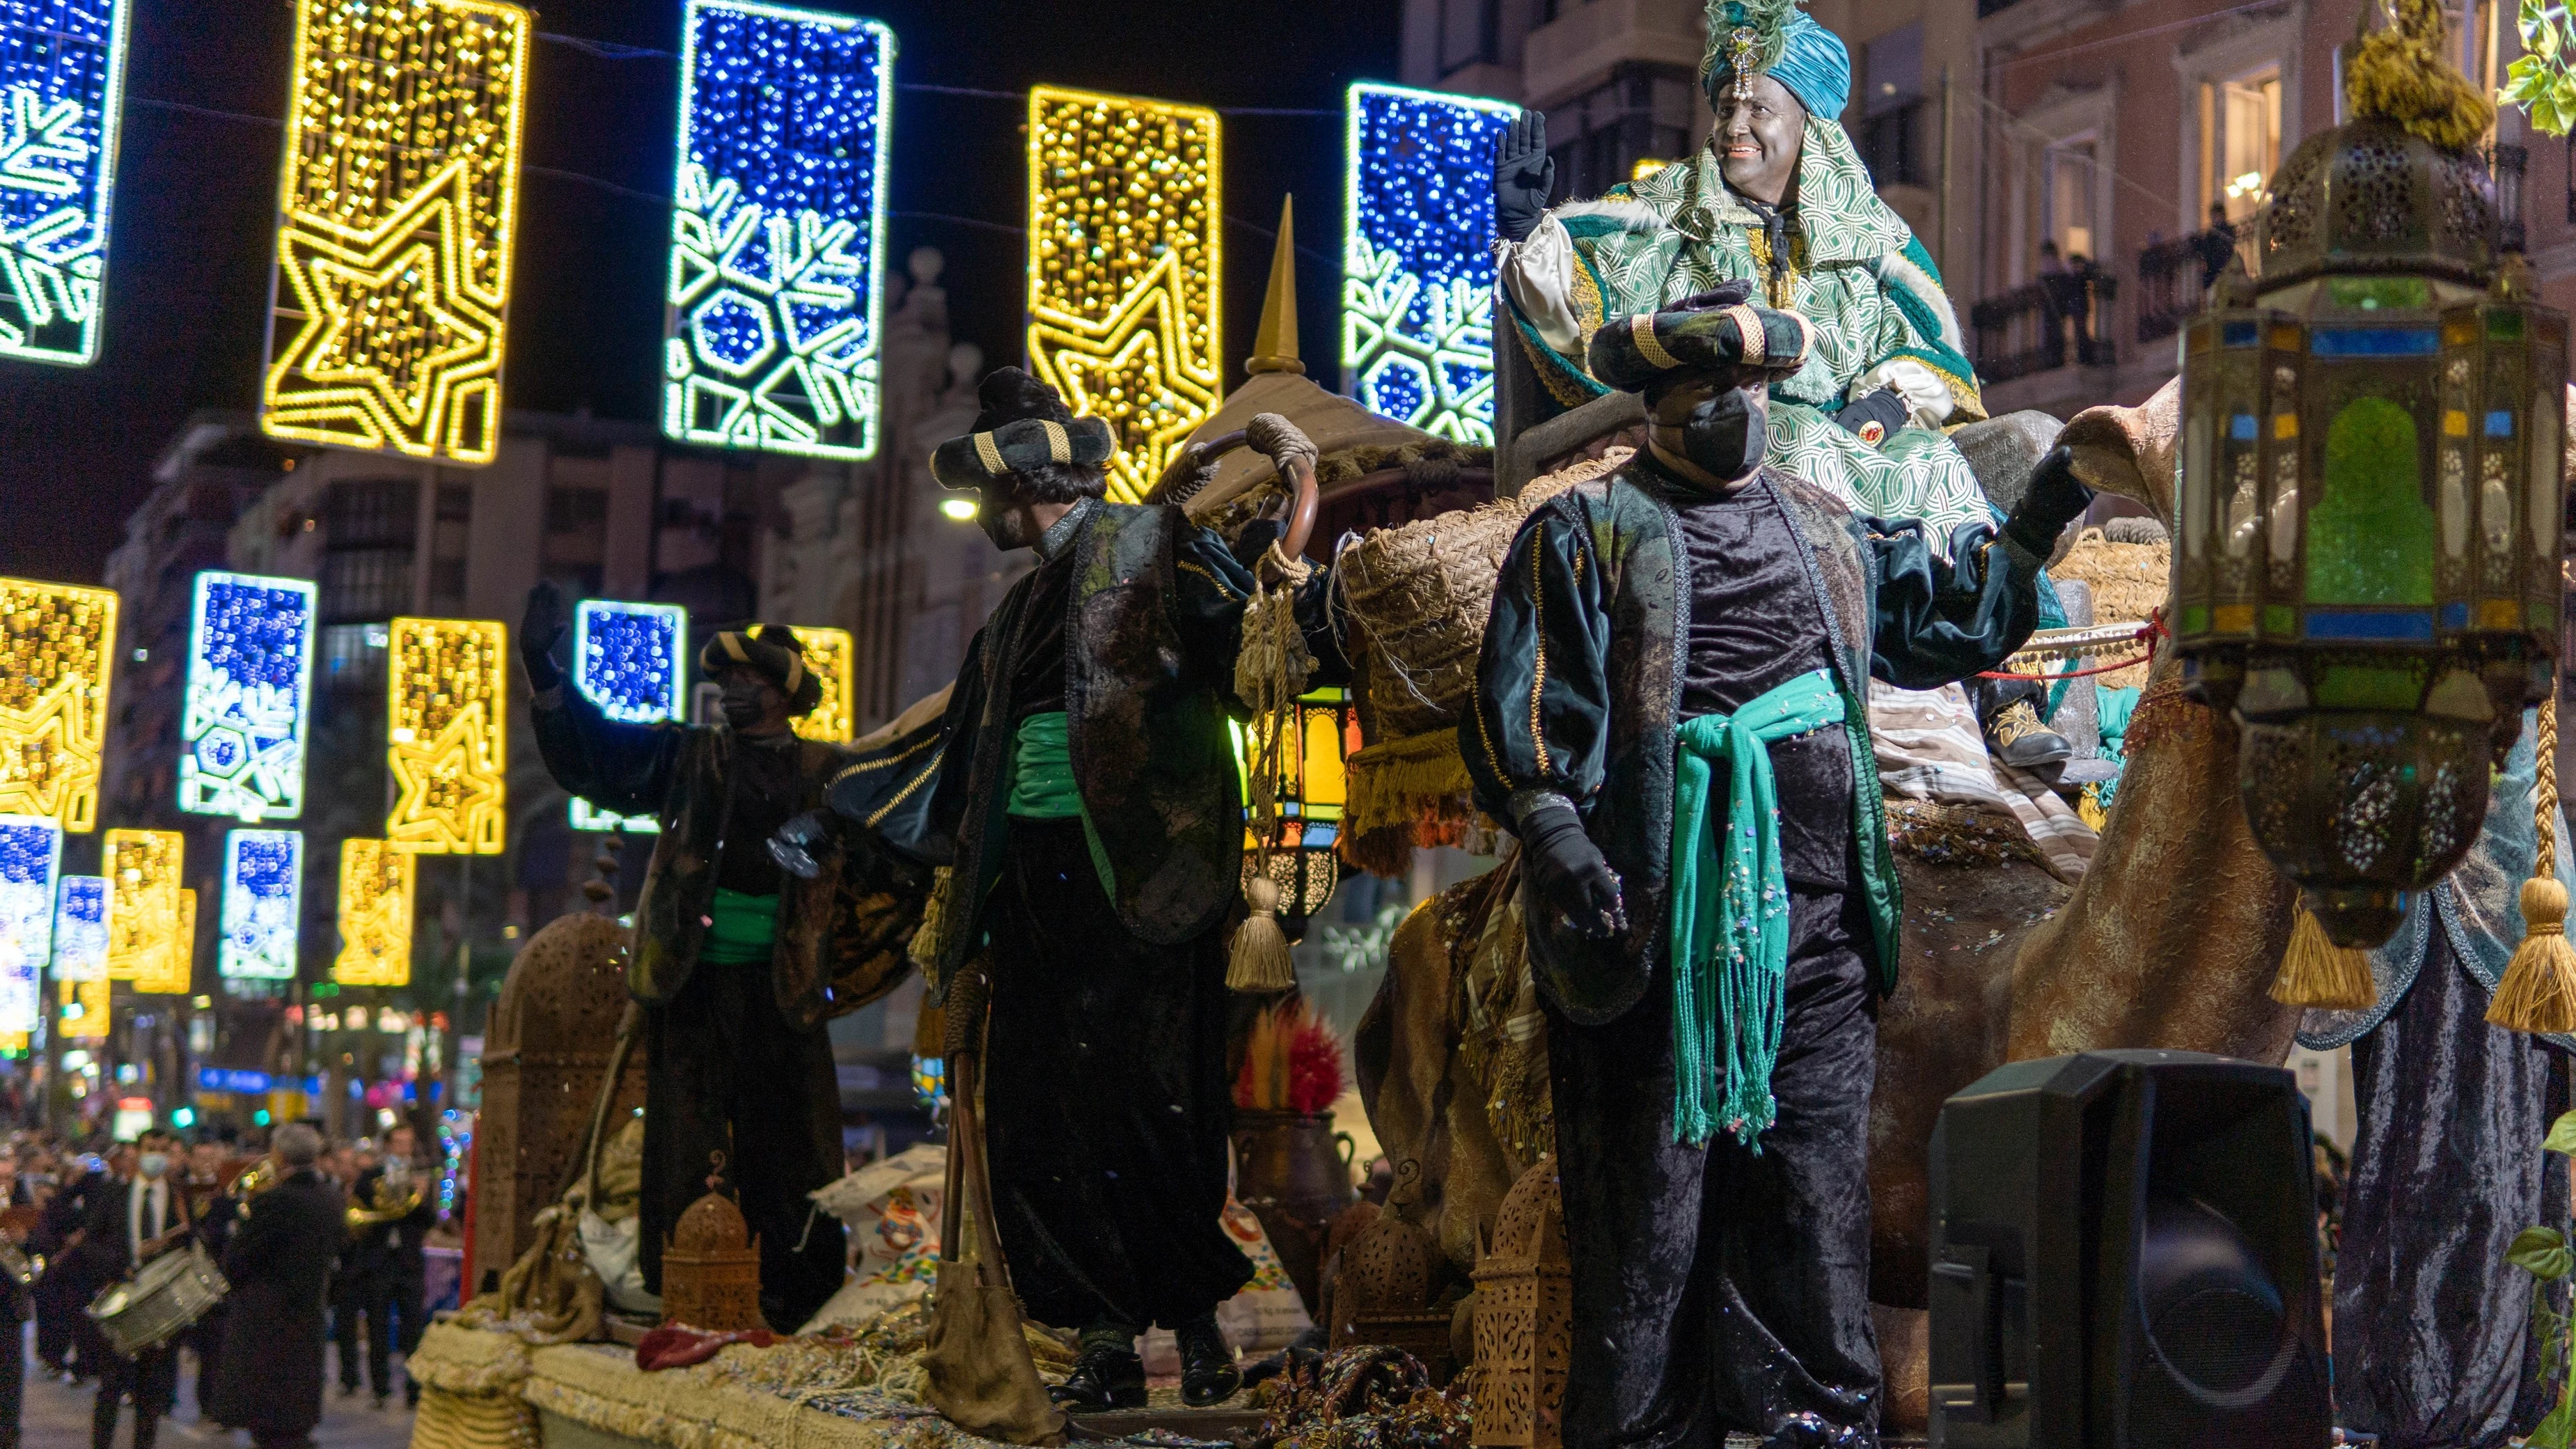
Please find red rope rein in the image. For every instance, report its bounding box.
[1974,611,2169,682]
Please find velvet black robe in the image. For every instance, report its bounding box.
[212,1168,344,1441]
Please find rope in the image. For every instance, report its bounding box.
[2541,691,2560,880]
[1976,613,2168,682]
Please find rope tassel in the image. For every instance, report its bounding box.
[2270,905,2378,1011]
[2491,689,2576,1035]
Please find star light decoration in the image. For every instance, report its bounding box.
[139,886,194,995]
[56,977,102,1039]
[386,617,507,854]
[570,600,685,831]
[102,826,180,986]
[663,0,895,461]
[181,572,316,822]
[0,577,115,832]
[788,625,853,742]
[1026,86,1222,503]
[259,0,531,464]
[332,838,413,987]
[49,870,102,981]
[1344,84,1516,444]
[220,829,302,980]
[0,817,60,1035]
[0,0,133,366]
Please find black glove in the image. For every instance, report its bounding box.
[2003,445,2094,559]
[1518,801,1626,940]
[767,809,838,882]
[1493,109,1555,245]
[520,580,569,693]
[1836,386,1911,445]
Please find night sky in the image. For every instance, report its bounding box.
[0,0,1402,586]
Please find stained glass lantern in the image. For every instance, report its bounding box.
[2173,117,2568,946]
[1234,687,1360,934]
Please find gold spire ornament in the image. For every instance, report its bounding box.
[1248,195,1303,377]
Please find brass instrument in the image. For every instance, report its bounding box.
[345,1169,423,1232]
[227,1160,278,1219]
[0,1235,40,1290]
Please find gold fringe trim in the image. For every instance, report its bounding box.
[2270,907,2378,1011]
[406,1321,537,1396]
[412,1387,541,1449]
[1340,730,1479,879]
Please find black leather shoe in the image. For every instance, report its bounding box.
[1046,1345,1146,1411]
[1175,1317,1241,1408]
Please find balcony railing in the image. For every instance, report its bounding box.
[2136,228,2242,344]
[1970,269,2117,384]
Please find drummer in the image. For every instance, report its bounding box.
[81,1129,192,1449]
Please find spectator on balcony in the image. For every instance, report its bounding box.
[2198,201,2239,288]
[1492,0,2074,769]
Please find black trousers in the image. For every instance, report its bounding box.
[366,1263,426,1395]
[188,1304,224,1418]
[92,1342,177,1449]
[1545,886,1883,1449]
[2336,928,2570,1448]
[0,1308,22,1449]
[981,818,1252,1331]
[33,1267,84,1371]
[639,955,847,1331]
[329,1274,366,1391]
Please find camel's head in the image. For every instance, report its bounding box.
[2055,379,2181,526]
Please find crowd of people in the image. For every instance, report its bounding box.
[0,1118,452,1449]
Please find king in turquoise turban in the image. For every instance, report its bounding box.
[1495,0,1993,547]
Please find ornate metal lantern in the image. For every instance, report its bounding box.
[2174,116,2568,946]
[1235,687,1361,931]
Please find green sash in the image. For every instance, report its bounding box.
[1005,711,1116,897]
[1669,668,1846,1148]
[700,886,781,965]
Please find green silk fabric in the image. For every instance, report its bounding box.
[1669,668,1846,1148]
[700,886,782,965]
[1005,710,1117,898]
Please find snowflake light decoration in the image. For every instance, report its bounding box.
[0,0,133,366]
[570,600,685,831]
[1343,84,1517,444]
[49,870,101,981]
[0,817,58,1033]
[221,829,301,980]
[181,571,315,822]
[663,0,894,460]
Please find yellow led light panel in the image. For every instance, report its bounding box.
[102,827,180,985]
[789,625,854,742]
[58,978,105,1041]
[1026,86,1221,503]
[136,887,196,995]
[386,617,507,854]
[0,579,116,833]
[333,838,414,987]
[260,0,531,464]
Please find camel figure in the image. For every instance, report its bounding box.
[1350,377,2576,1429]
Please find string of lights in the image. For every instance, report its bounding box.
[0,0,134,367]
[180,571,316,823]
[570,600,684,831]
[332,839,415,988]
[219,829,302,980]
[0,817,61,1036]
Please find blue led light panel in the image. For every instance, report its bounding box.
[49,870,100,980]
[0,0,134,366]
[0,817,56,1033]
[220,828,301,980]
[664,0,895,462]
[182,571,316,822]
[570,600,684,833]
[1344,84,1518,445]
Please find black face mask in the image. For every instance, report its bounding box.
[1670,384,1766,483]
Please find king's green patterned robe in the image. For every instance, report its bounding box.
[1500,116,1995,546]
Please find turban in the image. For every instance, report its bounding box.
[935,364,1119,491]
[699,625,824,716]
[1702,0,1850,120]
[1585,281,1814,394]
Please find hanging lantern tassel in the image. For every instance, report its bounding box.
[2491,689,2576,1035]
[1228,539,1316,996]
[2270,905,2378,1011]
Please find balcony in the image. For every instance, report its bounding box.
[2136,228,2243,345]
[1970,269,2117,385]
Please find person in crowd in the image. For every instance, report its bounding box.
[210,1123,343,1449]
[181,1136,238,1420]
[1466,290,2090,1448]
[343,1123,436,1409]
[0,1181,32,1449]
[524,587,900,1332]
[2198,198,2240,287]
[34,1147,118,1383]
[77,1130,193,1449]
[801,368,1344,1410]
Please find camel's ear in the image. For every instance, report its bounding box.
[2056,376,2181,527]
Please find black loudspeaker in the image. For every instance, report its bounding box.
[1928,1049,2332,1448]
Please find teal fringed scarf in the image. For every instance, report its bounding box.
[1670,668,1846,1148]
